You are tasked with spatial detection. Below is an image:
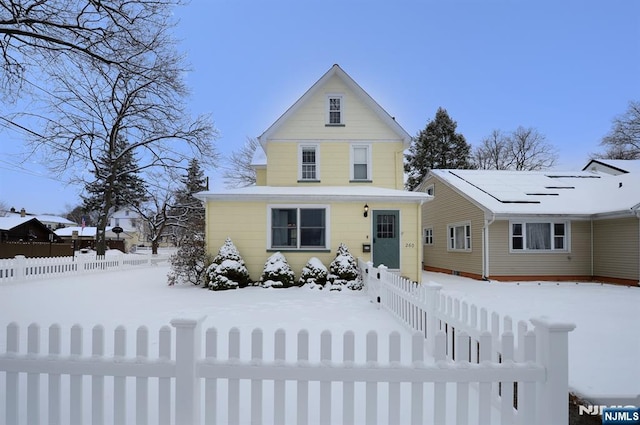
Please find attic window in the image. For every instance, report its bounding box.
[526,193,559,196]
[545,186,575,189]
[326,94,344,125]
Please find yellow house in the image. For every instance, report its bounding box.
[197,65,432,282]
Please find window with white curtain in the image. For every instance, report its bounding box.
[511,221,568,251]
[447,222,471,251]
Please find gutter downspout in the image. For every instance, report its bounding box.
[483,212,496,280]
[417,198,427,283]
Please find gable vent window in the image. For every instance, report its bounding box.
[326,94,344,125]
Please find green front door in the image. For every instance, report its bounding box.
[372,210,400,269]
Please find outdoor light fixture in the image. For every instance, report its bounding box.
[363,204,369,218]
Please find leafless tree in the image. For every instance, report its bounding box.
[474,127,557,171]
[0,0,182,100]
[473,130,511,170]
[508,126,557,170]
[21,13,217,255]
[596,101,640,159]
[129,179,174,255]
[222,137,260,188]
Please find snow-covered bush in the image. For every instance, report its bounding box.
[206,238,251,291]
[328,243,362,290]
[299,257,328,289]
[259,252,296,288]
[167,234,211,286]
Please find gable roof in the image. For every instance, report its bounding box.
[428,169,640,218]
[258,64,411,148]
[582,159,640,175]
[0,216,37,231]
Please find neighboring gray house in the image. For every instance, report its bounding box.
[418,161,640,285]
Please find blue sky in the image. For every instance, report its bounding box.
[1,0,639,215]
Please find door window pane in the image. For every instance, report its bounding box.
[376,214,396,239]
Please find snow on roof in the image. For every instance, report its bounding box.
[54,226,131,239]
[251,146,267,167]
[0,216,36,230]
[430,169,640,217]
[195,185,432,203]
[34,215,77,225]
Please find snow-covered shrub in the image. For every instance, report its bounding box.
[260,252,296,288]
[328,243,362,290]
[299,257,328,289]
[167,234,212,286]
[206,238,251,291]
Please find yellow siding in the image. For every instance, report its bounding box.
[268,74,400,142]
[255,168,266,186]
[593,217,639,281]
[422,177,485,277]
[205,200,422,283]
[266,141,404,189]
[488,220,592,278]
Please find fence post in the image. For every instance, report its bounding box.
[171,316,205,425]
[530,317,575,425]
[424,282,442,355]
[14,255,26,281]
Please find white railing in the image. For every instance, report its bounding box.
[359,259,576,425]
[0,253,170,283]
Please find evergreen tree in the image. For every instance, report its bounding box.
[82,136,147,253]
[171,159,208,241]
[167,159,210,285]
[404,108,472,190]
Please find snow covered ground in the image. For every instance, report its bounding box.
[0,259,637,422]
[426,271,640,404]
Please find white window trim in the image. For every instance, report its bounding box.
[447,221,472,252]
[423,227,434,245]
[509,219,570,253]
[325,93,345,125]
[267,204,331,250]
[425,184,435,196]
[350,143,372,181]
[298,143,320,181]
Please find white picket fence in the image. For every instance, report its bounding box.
[0,253,169,283]
[359,259,576,425]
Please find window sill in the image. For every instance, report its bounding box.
[349,180,373,183]
[297,180,321,183]
[325,124,345,127]
[509,249,570,254]
[268,248,331,253]
[447,249,472,253]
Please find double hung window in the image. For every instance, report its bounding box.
[299,145,318,181]
[351,144,371,181]
[423,227,434,245]
[327,95,343,125]
[447,222,471,251]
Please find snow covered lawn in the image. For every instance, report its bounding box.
[425,271,640,404]
[1,261,636,422]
